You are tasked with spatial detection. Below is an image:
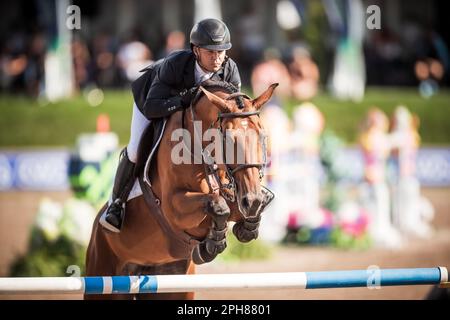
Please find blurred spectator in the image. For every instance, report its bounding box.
[288,46,320,101]
[24,32,46,97]
[258,96,291,242]
[414,58,443,98]
[72,37,92,90]
[117,39,153,83]
[251,48,291,99]
[413,29,448,98]
[0,31,46,97]
[0,53,27,93]
[365,28,408,86]
[91,32,120,88]
[359,108,403,248]
[236,3,265,86]
[287,102,325,230]
[389,106,434,238]
[157,30,186,59]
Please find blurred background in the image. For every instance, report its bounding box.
[0,0,449,299]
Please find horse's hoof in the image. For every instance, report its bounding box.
[191,245,206,265]
[191,241,217,265]
[191,236,227,265]
[233,221,259,243]
[191,242,211,265]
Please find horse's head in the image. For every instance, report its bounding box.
[196,82,278,219]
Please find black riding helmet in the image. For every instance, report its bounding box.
[190,18,232,51]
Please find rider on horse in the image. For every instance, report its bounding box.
[102,18,242,233]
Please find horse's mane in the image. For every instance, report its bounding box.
[200,79,239,94]
[193,79,244,109]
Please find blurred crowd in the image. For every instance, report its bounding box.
[0,32,47,97]
[0,28,322,100]
[0,26,447,100]
[365,26,449,88]
[0,30,158,97]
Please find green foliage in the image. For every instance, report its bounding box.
[300,1,330,83]
[285,87,450,145]
[0,91,132,147]
[1,88,449,147]
[329,227,372,250]
[283,226,371,250]
[69,153,116,209]
[295,227,311,243]
[9,229,86,277]
[319,129,346,212]
[282,226,332,246]
[8,198,94,277]
[218,230,273,262]
[319,129,345,181]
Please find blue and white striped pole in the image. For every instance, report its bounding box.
[0,267,447,295]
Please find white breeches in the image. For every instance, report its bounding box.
[126,102,151,163]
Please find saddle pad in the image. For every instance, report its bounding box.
[106,179,142,205]
[127,179,143,202]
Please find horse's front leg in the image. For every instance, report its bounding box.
[172,191,230,264]
[232,187,275,243]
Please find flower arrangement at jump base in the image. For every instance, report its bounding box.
[9,198,96,276]
[280,105,434,250]
[282,129,372,250]
[283,203,372,250]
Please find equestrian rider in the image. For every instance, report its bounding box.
[101,18,242,233]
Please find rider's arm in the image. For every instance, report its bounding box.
[140,58,184,120]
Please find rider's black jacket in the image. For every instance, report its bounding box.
[131,49,241,120]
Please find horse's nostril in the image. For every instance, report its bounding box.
[242,196,250,210]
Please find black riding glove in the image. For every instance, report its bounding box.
[180,87,198,108]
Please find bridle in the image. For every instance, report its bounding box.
[181,90,268,203]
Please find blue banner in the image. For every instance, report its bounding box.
[0,150,70,191]
[0,148,449,191]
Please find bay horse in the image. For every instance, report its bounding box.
[85,81,278,299]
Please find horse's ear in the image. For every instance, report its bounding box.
[199,86,231,113]
[252,83,279,110]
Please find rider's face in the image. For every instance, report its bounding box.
[194,47,226,72]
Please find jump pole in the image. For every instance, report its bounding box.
[0,267,448,295]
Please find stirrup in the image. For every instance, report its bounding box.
[99,201,124,233]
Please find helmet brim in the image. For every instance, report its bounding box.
[197,43,232,51]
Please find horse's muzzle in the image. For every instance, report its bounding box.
[239,192,264,219]
[233,186,275,243]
